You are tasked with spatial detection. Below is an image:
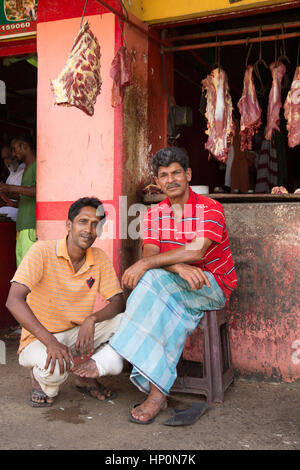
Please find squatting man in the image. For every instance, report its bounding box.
[73,147,237,424]
[6,197,125,406]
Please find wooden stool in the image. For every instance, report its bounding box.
[171,310,234,404]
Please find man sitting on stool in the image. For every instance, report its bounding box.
[73,148,237,424]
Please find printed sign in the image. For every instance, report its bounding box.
[0,0,37,41]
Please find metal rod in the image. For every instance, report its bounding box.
[165,31,300,52]
[170,20,300,43]
[94,0,170,47]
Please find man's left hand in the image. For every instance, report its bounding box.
[0,182,9,193]
[75,316,96,356]
[122,259,148,290]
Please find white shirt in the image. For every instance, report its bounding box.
[0,162,25,221]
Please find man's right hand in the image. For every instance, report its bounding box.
[44,337,73,375]
[170,263,211,290]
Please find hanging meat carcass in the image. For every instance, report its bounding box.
[51,21,102,117]
[238,65,262,151]
[110,46,132,107]
[265,61,286,140]
[284,66,300,148]
[201,68,235,163]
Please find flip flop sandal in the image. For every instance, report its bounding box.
[29,388,54,408]
[129,403,157,425]
[163,402,208,426]
[76,383,117,401]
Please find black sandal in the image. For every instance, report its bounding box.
[29,388,54,408]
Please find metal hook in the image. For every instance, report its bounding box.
[277,24,291,65]
[212,34,221,70]
[253,25,269,96]
[245,39,253,67]
[80,0,89,29]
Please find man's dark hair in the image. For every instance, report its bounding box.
[68,197,106,224]
[12,132,36,151]
[151,147,190,176]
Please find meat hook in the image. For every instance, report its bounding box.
[253,25,269,96]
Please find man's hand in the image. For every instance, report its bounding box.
[44,337,73,375]
[170,263,211,290]
[122,259,148,290]
[75,316,96,356]
[0,182,9,193]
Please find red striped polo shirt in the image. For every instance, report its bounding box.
[142,188,237,300]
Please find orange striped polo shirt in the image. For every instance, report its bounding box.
[12,236,122,353]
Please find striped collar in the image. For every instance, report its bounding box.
[163,187,198,219]
[56,235,95,267]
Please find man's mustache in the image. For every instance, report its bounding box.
[166,183,180,190]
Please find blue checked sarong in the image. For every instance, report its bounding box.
[109,268,226,396]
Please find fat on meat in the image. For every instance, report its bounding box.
[51,21,102,116]
[202,68,235,163]
[237,65,262,151]
[284,66,300,148]
[265,61,286,140]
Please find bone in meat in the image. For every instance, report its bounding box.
[284,66,300,148]
[202,68,235,163]
[238,65,262,151]
[51,21,102,116]
[265,61,286,140]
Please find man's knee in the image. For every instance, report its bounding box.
[92,344,123,376]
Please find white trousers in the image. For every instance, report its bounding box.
[19,314,124,398]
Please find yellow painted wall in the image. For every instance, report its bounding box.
[124,0,292,24]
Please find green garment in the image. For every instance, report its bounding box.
[16,228,36,267]
[16,161,36,232]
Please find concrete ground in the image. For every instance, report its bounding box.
[0,333,299,451]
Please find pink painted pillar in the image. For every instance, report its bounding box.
[36,13,121,262]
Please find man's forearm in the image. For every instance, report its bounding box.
[142,243,206,271]
[6,295,56,347]
[88,293,125,324]
[6,184,36,198]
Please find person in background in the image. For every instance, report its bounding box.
[0,144,25,221]
[0,134,36,341]
[0,132,36,267]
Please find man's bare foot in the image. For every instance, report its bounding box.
[30,369,54,407]
[72,359,99,378]
[131,394,167,424]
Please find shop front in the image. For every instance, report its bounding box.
[119,0,300,382]
[0,0,299,382]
